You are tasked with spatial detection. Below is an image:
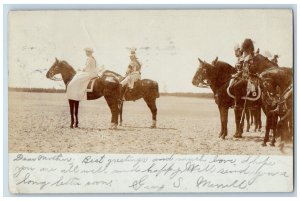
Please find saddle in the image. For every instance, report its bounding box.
[227,76,261,101]
[86,77,99,93]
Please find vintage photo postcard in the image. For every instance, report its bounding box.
[7,9,294,194]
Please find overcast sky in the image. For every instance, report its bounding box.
[9,10,293,93]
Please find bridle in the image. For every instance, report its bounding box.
[260,76,292,116]
[194,66,210,88]
[194,63,233,89]
[47,65,63,82]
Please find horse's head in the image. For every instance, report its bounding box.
[46,58,76,82]
[259,68,280,95]
[192,58,216,88]
[46,58,62,80]
[260,67,293,94]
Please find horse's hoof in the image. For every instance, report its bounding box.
[246,129,249,132]
[234,134,242,138]
[70,125,74,129]
[109,126,117,130]
[270,143,275,147]
[262,143,267,147]
[233,133,240,138]
[151,121,157,129]
[109,123,118,130]
[278,143,284,151]
[221,135,225,140]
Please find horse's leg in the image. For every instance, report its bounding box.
[253,108,259,132]
[144,97,157,128]
[74,101,79,128]
[258,107,262,131]
[105,96,119,129]
[219,106,228,139]
[234,107,243,138]
[246,108,250,132]
[270,114,278,146]
[217,105,224,138]
[288,112,293,141]
[262,114,271,146]
[240,109,245,133]
[68,99,75,128]
[119,101,124,126]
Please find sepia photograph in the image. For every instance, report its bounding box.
[6,8,294,194]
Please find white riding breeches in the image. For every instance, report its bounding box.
[120,73,141,89]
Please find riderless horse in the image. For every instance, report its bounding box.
[260,67,293,146]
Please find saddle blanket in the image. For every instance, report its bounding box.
[86,77,98,92]
[227,78,261,101]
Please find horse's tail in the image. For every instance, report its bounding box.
[154,82,160,98]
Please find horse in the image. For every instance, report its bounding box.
[100,70,159,128]
[226,53,281,138]
[192,57,260,139]
[46,58,159,129]
[249,54,292,146]
[260,67,293,146]
[46,58,120,129]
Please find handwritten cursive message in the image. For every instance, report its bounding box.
[9,153,293,193]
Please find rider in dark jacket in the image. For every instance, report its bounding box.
[231,38,256,106]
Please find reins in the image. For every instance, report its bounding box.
[49,76,63,82]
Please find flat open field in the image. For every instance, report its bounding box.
[8,92,291,155]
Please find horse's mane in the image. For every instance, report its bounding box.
[213,60,236,75]
[60,60,76,73]
[255,54,278,65]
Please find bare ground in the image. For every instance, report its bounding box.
[8,92,292,155]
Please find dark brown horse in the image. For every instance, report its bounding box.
[260,67,293,146]
[46,58,120,129]
[192,57,264,139]
[227,53,280,138]
[192,57,235,139]
[101,70,159,128]
[46,58,159,129]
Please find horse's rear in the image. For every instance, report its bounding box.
[121,79,159,128]
[141,79,160,99]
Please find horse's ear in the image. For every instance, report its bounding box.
[55,57,59,62]
[213,56,218,63]
[198,58,204,63]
